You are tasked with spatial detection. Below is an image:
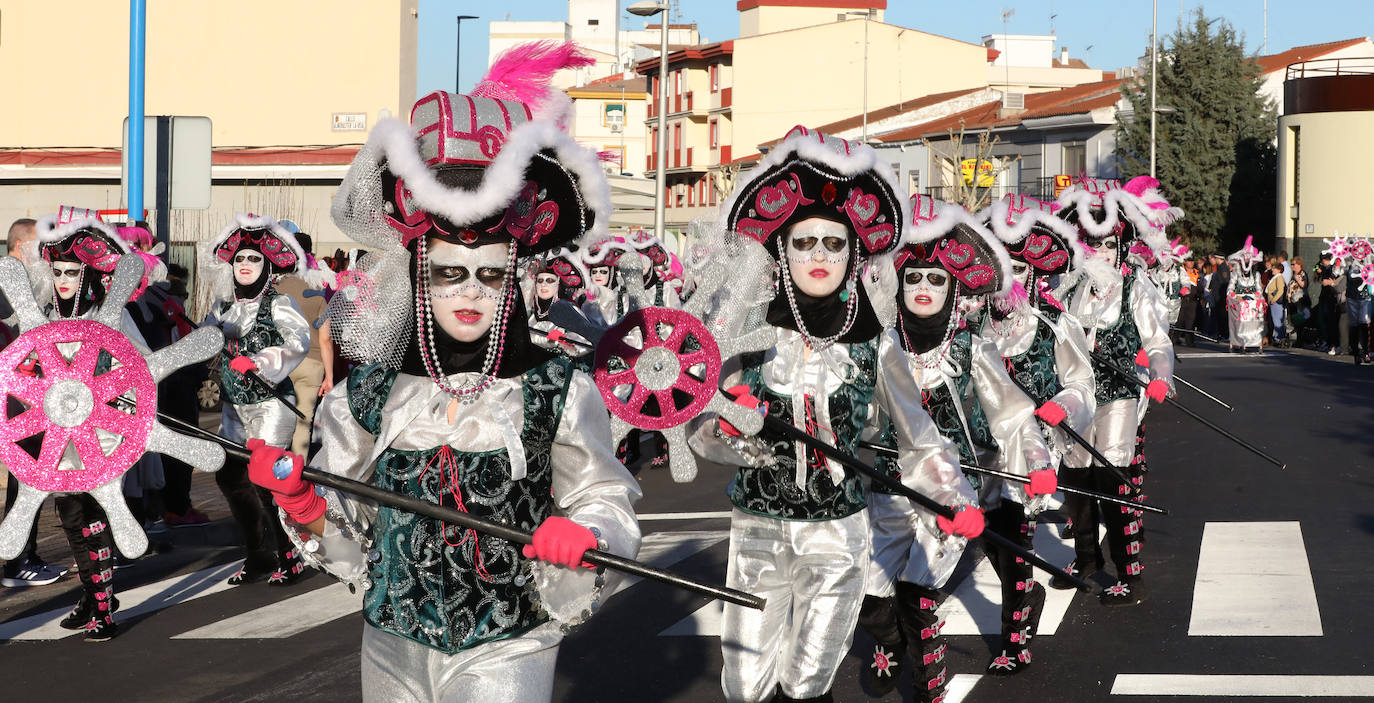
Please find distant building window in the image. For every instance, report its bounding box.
[1062,142,1087,177]
[674,71,682,97]
[602,145,624,172]
[603,102,627,130]
[709,119,719,148]
[588,19,599,25]
[710,65,719,92]
[908,170,920,193]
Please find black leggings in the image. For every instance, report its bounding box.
[214,454,292,566]
[56,494,117,620]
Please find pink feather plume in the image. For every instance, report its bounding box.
[471,41,594,115]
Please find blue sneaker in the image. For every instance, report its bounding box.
[1,558,64,587]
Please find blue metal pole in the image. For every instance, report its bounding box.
[127,0,147,222]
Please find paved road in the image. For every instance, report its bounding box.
[0,345,1370,702]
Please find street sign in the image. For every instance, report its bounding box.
[332,113,367,131]
[1053,174,1073,198]
[960,158,995,187]
[121,116,212,211]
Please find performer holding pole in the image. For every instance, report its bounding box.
[692,127,971,703]
[248,43,643,703]
[1055,176,1180,606]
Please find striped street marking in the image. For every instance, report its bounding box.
[1176,351,1272,359]
[615,529,729,595]
[0,561,241,641]
[944,674,982,703]
[173,581,360,639]
[638,511,733,521]
[1112,675,1374,696]
[1188,521,1322,636]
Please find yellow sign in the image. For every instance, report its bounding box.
[960,159,996,187]
[1053,174,1073,198]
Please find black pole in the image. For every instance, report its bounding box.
[1088,350,1285,469]
[154,115,172,259]
[455,15,478,93]
[856,441,1168,516]
[1003,377,1140,493]
[763,416,1093,591]
[155,411,765,610]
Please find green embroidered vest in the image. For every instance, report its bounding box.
[349,357,573,654]
[217,288,295,405]
[1092,275,1143,405]
[1003,303,1065,405]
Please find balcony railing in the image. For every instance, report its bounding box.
[1286,57,1374,80]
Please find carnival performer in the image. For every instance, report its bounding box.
[627,229,682,308]
[201,213,317,586]
[578,236,633,326]
[1055,176,1178,606]
[692,126,971,703]
[1225,236,1266,353]
[247,42,641,703]
[1131,237,1192,338]
[32,207,159,641]
[526,249,593,356]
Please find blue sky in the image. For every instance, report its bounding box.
[418,1,1373,96]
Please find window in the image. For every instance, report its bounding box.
[602,145,624,172]
[710,65,719,92]
[709,119,718,149]
[603,102,626,129]
[674,71,682,97]
[908,170,921,193]
[673,123,681,163]
[687,179,695,206]
[709,178,717,205]
[588,18,599,25]
[1062,142,1087,177]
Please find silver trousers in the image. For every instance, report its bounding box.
[221,395,298,448]
[360,622,562,703]
[864,492,965,594]
[721,508,868,702]
[1066,399,1138,468]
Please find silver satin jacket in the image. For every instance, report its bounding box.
[1068,271,1176,419]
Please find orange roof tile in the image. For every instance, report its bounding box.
[1256,38,1369,74]
[875,78,1126,141]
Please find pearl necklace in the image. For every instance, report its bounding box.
[898,287,962,370]
[415,238,518,404]
[776,238,858,352]
[54,265,86,320]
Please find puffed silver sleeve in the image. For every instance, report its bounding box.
[685,357,775,468]
[1050,311,1097,435]
[968,335,1051,508]
[1131,273,1175,392]
[251,293,310,385]
[281,382,379,590]
[537,369,643,619]
[874,329,972,530]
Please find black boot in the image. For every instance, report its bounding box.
[983,505,1043,676]
[856,594,905,696]
[227,551,278,586]
[267,547,306,587]
[895,582,947,703]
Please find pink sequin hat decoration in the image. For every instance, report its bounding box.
[35,207,130,273]
[1055,175,1182,261]
[719,125,908,258]
[893,195,1012,297]
[983,193,1084,276]
[210,213,310,277]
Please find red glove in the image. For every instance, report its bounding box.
[1180,287,1191,296]
[522,516,598,569]
[546,329,566,343]
[1134,349,1150,367]
[1146,379,1169,403]
[16,358,38,378]
[719,384,764,437]
[246,438,326,524]
[229,355,258,374]
[1034,401,1067,426]
[937,505,985,538]
[1027,469,1058,498]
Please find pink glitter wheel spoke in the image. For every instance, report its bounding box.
[68,343,101,378]
[88,405,138,439]
[34,343,69,377]
[594,307,723,431]
[0,407,49,442]
[70,428,106,465]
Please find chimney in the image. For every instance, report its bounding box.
[1059,46,1069,65]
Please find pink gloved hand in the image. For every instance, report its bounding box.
[937,505,985,538]
[1034,401,1067,426]
[522,516,598,569]
[229,355,259,375]
[1134,349,1150,367]
[246,438,325,524]
[1146,379,1169,403]
[1027,469,1058,498]
[547,329,566,343]
[719,384,765,437]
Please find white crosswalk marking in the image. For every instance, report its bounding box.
[944,674,983,703]
[1112,674,1374,696]
[0,561,241,641]
[614,529,729,595]
[1188,521,1322,636]
[172,582,361,639]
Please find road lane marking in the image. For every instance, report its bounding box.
[638,511,733,521]
[1112,675,1374,696]
[1188,521,1322,636]
[0,561,241,641]
[615,529,728,595]
[945,674,982,703]
[172,582,359,639]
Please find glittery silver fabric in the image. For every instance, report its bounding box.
[360,621,560,703]
[221,397,298,448]
[1068,272,1175,419]
[203,293,311,387]
[1065,398,1140,468]
[864,491,964,593]
[720,508,869,702]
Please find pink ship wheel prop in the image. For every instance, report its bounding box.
[594,307,721,431]
[0,320,155,492]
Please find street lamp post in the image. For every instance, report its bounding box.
[629,1,671,243]
[456,15,478,93]
[845,10,873,141]
[1149,0,1157,178]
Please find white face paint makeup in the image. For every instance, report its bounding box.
[534,273,559,300]
[902,266,950,318]
[786,218,850,298]
[233,250,266,286]
[1011,260,1031,289]
[1088,238,1118,267]
[51,262,83,301]
[590,265,611,287]
[426,239,509,343]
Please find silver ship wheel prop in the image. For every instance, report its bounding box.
[0,255,227,560]
[592,229,777,482]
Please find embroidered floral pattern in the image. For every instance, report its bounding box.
[871,645,898,677]
[727,339,877,520]
[1003,304,1066,406]
[361,358,573,654]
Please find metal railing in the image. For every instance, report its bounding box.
[1286,57,1374,80]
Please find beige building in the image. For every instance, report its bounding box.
[638,0,991,226]
[567,76,648,178]
[1276,57,1374,262]
[0,0,417,261]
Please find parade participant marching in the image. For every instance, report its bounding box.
[578,236,633,327]
[248,42,641,703]
[201,213,318,586]
[696,126,970,703]
[1225,236,1266,353]
[525,248,593,356]
[1056,176,1178,606]
[1130,237,1193,341]
[32,207,160,641]
[856,194,1052,695]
